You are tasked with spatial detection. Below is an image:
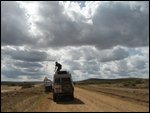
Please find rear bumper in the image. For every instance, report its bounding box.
[45,86,52,92]
[55,92,73,96]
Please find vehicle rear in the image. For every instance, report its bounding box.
[44,78,52,92]
[53,71,74,102]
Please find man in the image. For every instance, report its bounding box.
[55,62,62,73]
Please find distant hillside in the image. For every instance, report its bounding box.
[75,78,149,85]
[1,81,43,86]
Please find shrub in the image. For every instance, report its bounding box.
[123,83,130,87]
[8,83,16,86]
[21,84,33,89]
[123,81,136,87]
[135,79,143,84]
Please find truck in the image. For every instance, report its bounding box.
[44,77,52,92]
[53,71,74,102]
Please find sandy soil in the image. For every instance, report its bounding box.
[1,85,21,93]
[1,85,149,112]
[77,84,149,105]
[31,87,149,112]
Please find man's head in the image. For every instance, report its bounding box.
[55,62,58,64]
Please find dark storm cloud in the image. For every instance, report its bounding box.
[34,1,149,49]
[3,48,49,62]
[99,46,129,62]
[1,1,149,81]
[14,61,43,68]
[1,1,35,46]
[23,68,40,73]
[34,1,83,48]
[90,1,149,49]
[1,1,149,49]
[1,47,54,80]
[63,60,81,70]
[1,65,45,79]
[1,60,46,79]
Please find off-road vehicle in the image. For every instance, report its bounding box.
[53,71,74,102]
[44,77,52,92]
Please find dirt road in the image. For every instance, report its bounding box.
[31,87,149,112]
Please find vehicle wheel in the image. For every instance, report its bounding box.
[70,93,74,101]
[53,93,57,102]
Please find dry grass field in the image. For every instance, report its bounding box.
[1,78,149,112]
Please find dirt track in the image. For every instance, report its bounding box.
[31,87,149,112]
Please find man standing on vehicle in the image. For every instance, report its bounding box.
[55,61,62,73]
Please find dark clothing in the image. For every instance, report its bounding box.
[56,63,62,72]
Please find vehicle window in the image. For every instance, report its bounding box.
[55,78,60,83]
[61,78,71,83]
[57,71,68,74]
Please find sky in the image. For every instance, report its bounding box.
[1,1,149,81]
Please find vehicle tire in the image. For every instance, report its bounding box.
[53,93,57,102]
[70,93,74,101]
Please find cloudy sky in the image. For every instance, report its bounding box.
[1,1,149,81]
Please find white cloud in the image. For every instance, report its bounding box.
[99,48,149,79]
[12,1,148,49]
[1,1,149,81]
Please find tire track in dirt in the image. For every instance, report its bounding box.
[31,87,149,112]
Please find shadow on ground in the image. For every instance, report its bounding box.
[56,97,84,105]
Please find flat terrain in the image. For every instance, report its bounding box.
[76,84,149,106]
[31,87,148,112]
[1,85,22,93]
[1,83,149,112]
